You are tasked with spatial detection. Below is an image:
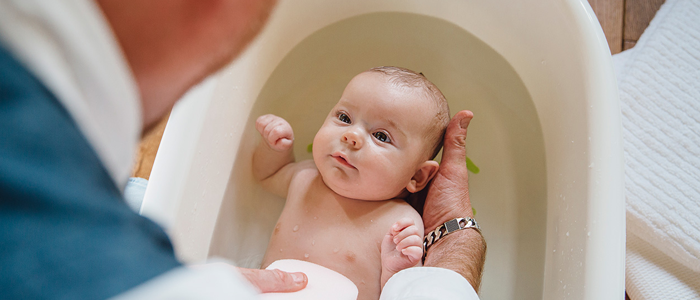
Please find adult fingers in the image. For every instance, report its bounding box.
[238,267,307,293]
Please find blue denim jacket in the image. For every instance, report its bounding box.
[0,46,180,300]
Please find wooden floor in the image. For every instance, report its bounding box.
[589,0,666,54]
[132,1,667,299]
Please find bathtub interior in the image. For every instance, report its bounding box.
[142,1,623,299]
[209,12,547,299]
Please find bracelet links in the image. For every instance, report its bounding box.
[423,217,481,261]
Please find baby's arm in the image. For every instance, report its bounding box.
[380,216,424,289]
[253,114,296,197]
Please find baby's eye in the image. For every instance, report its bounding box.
[373,131,391,143]
[338,112,351,124]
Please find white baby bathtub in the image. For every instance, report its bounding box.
[141,0,624,299]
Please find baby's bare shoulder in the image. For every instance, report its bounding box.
[289,160,319,181]
[373,200,424,232]
[284,160,321,200]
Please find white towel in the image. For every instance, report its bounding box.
[626,233,700,299]
[614,0,700,297]
[619,0,700,272]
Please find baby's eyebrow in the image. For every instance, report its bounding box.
[383,118,406,139]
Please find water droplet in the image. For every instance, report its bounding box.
[293,225,299,232]
[589,163,595,168]
[566,231,570,236]
[587,232,591,237]
[280,248,283,252]
[304,253,309,259]
[333,248,340,253]
[553,249,556,252]
[370,219,373,223]
[311,240,315,246]
[360,280,365,285]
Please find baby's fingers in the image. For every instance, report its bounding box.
[266,122,293,143]
[255,114,277,133]
[392,224,420,245]
[390,217,416,236]
[400,246,423,266]
[396,234,422,252]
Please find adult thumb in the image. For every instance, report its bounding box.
[440,110,473,169]
[238,267,308,293]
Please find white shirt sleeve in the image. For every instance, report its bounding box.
[110,262,261,300]
[380,267,480,300]
[112,264,480,300]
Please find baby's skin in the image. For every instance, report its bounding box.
[254,70,443,300]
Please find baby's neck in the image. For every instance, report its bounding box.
[319,176,410,202]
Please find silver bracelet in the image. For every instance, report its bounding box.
[423,217,481,261]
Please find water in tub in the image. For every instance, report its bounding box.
[209,12,547,299]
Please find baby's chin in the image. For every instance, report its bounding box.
[320,173,407,201]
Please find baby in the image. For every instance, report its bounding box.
[253,66,450,300]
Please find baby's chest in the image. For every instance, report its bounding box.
[270,205,384,265]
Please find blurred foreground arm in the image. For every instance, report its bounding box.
[111,262,307,299]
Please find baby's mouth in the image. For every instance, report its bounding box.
[331,153,356,169]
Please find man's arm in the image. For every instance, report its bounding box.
[423,229,486,290]
[416,110,486,291]
[423,110,486,292]
[380,111,484,300]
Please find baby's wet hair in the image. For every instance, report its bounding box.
[366,66,450,160]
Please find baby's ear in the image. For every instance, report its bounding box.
[406,160,440,193]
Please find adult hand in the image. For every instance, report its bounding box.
[411,110,486,292]
[238,267,308,293]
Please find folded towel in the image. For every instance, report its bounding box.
[614,0,700,297]
[619,0,700,273]
[626,233,700,299]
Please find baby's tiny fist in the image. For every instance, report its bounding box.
[381,218,423,275]
[256,114,294,151]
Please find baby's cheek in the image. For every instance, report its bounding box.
[363,168,410,199]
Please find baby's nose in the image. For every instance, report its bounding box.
[341,130,363,149]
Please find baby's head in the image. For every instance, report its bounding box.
[312,66,450,201]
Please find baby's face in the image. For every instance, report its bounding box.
[312,72,436,200]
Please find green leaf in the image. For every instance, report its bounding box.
[472,207,477,216]
[307,143,313,153]
[466,155,480,174]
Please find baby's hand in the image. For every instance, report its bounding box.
[381,217,423,277]
[256,114,294,152]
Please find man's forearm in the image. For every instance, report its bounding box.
[423,229,486,292]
